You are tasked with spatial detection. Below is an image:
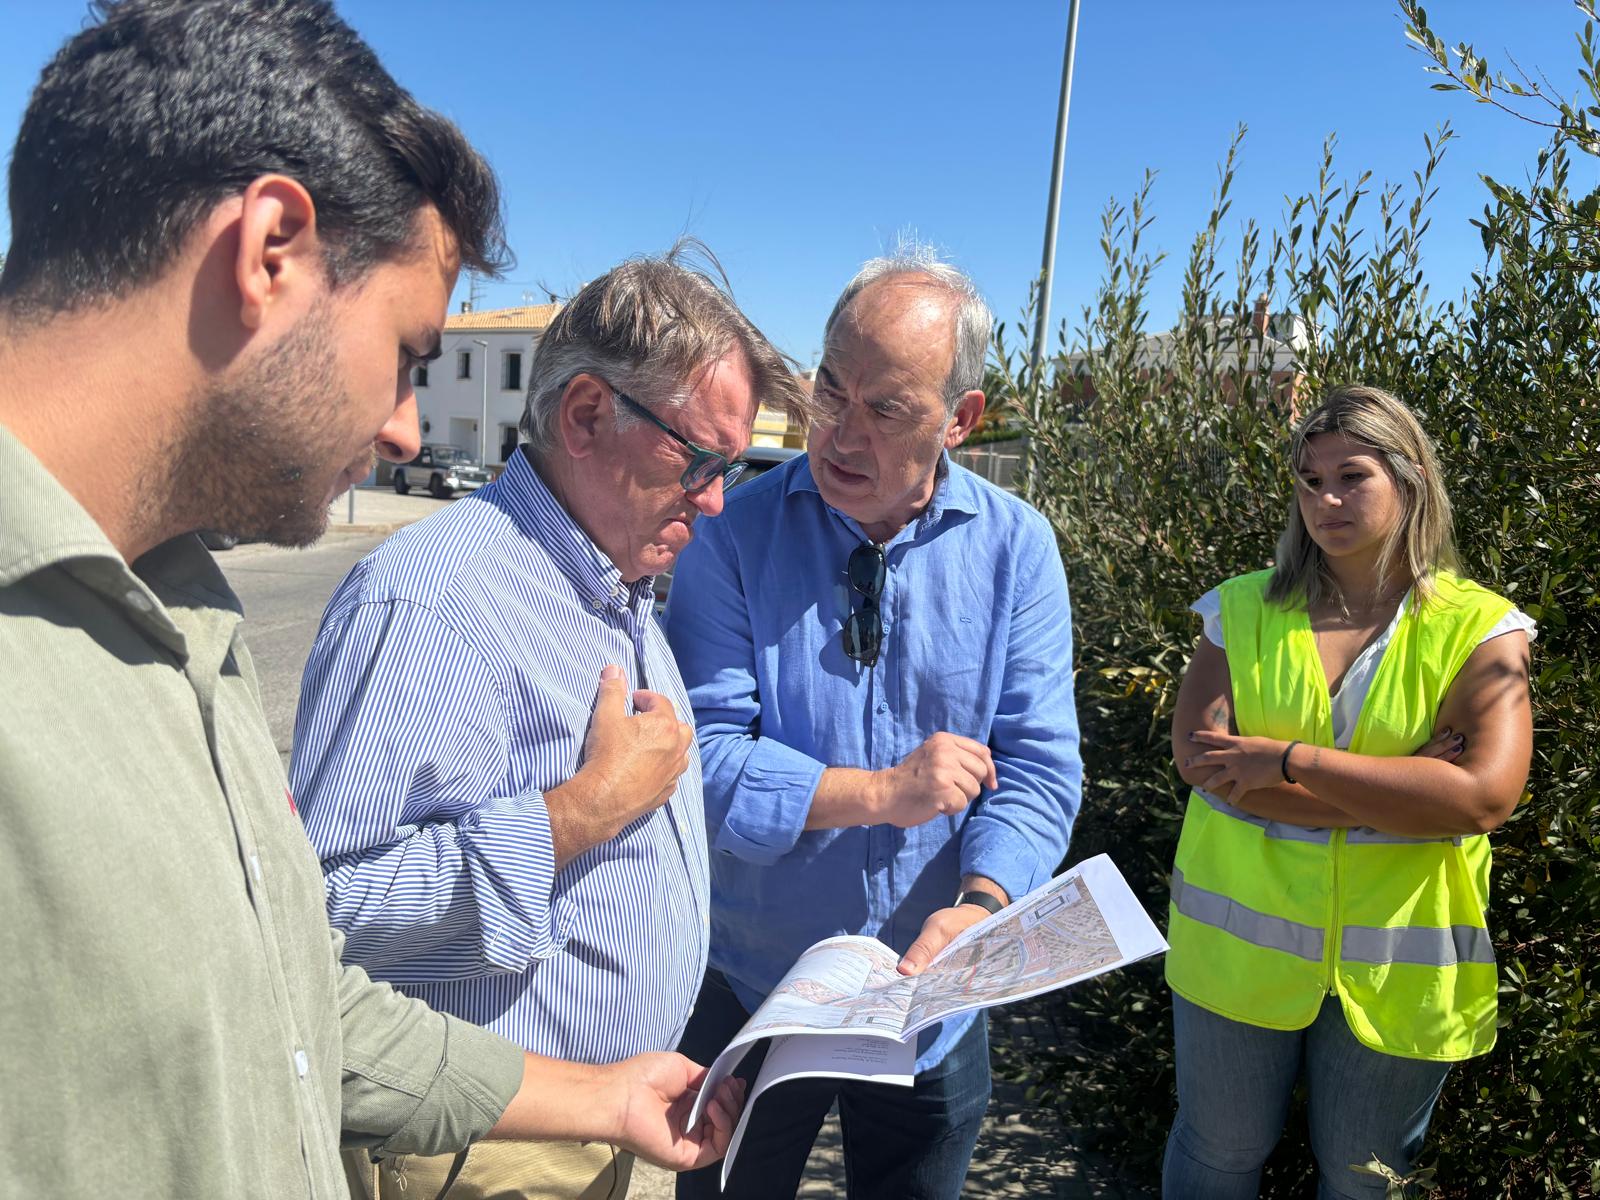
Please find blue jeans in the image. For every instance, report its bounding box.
[675,970,991,1200]
[1163,993,1452,1199]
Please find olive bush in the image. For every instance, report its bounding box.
[993,10,1598,1194]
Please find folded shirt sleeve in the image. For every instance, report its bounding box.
[959,513,1083,903]
[292,591,568,981]
[664,518,826,864]
[334,927,525,1157]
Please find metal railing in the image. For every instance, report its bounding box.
[952,438,1027,493]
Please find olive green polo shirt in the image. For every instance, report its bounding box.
[0,423,525,1197]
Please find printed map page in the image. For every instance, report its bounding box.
[736,935,917,1039]
[901,853,1163,1035]
[713,854,1167,1046]
[685,854,1167,1138]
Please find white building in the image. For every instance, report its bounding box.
[412,303,560,468]
[412,300,808,468]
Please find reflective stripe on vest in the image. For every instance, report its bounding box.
[1171,866,1324,962]
[1345,826,1465,847]
[1341,924,1496,968]
[1194,789,1333,844]
[1197,789,1464,847]
[1174,859,1494,969]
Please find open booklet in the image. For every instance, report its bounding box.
[687,853,1168,1188]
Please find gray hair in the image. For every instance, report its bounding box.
[823,243,992,414]
[519,240,812,454]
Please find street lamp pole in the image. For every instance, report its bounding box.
[1029,0,1082,386]
[471,338,489,466]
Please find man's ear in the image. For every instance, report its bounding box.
[558,374,611,461]
[235,175,322,331]
[943,390,986,450]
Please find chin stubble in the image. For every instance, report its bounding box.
[177,302,347,548]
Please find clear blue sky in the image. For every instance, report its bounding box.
[0,1,1590,366]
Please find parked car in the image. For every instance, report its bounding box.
[652,444,802,612]
[393,444,493,499]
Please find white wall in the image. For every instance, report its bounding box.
[413,326,540,465]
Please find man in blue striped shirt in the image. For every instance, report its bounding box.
[665,249,1083,1199]
[290,249,810,1200]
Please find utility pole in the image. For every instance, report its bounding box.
[1024,0,1082,502]
[1030,0,1082,391]
[471,338,489,466]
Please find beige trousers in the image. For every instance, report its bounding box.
[343,1139,634,1200]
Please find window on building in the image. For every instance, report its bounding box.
[502,351,523,392]
[457,350,472,380]
[413,363,429,388]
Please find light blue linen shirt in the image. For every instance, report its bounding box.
[663,453,1081,1071]
[291,449,708,1064]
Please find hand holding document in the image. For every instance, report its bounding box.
[689,854,1167,1188]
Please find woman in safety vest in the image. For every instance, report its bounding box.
[1161,385,1534,1197]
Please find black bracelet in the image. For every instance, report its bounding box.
[1281,740,1302,784]
[954,890,1004,916]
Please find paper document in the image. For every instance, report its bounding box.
[689,853,1167,1189]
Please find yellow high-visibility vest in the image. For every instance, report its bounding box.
[1165,568,1512,1061]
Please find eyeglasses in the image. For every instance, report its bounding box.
[842,542,886,667]
[613,389,749,493]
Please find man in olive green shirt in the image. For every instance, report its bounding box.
[0,2,737,1196]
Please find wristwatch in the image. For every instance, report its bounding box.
[954,890,1004,916]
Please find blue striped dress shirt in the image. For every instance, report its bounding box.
[290,449,708,1063]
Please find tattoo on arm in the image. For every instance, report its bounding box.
[1207,702,1229,730]
[1311,746,1322,771]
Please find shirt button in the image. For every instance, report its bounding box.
[590,599,604,611]
[294,1049,309,1078]
[877,703,888,714]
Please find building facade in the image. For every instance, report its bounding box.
[411,301,807,471]
[413,303,560,468]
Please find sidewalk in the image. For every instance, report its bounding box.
[631,995,1139,1199]
[320,483,453,534]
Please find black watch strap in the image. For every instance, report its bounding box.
[954,890,1004,916]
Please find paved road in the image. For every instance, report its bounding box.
[216,486,450,765]
[218,531,387,767]
[215,496,1137,1200]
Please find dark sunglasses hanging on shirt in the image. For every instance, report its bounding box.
[843,542,886,666]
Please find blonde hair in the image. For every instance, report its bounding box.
[1266,384,1459,612]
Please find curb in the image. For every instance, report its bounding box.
[322,521,416,536]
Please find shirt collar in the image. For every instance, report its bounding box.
[0,419,127,590]
[0,421,241,657]
[496,446,655,615]
[787,450,982,542]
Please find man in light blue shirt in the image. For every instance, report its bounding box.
[291,250,809,1199]
[665,248,1082,1199]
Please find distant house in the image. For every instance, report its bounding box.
[415,300,807,466]
[414,302,560,467]
[1062,295,1308,413]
